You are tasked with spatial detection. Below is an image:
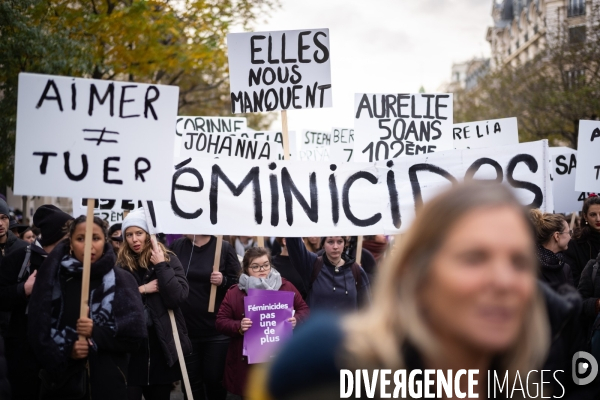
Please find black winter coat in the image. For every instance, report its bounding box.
[0,336,10,400]
[0,231,21,336]
[28,241,146,400]
[536,244,574,291]
[563,229,600,288]
[577,252,600,324]
[122,253,192,386]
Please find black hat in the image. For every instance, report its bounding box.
[33,205,74,247]
[108,223,123,242]
[0,198,9,218]
[9,218,18,230]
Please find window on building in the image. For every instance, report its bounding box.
[524,33,529,42]
[568,0,586,17]
[565,69,585,89]
[569,26,587,44]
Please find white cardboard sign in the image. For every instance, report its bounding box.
[174,116,247,156]
[453,117,519,150]
[549,147,590,213]
[180,132,282,161]
[330,127,355,163]
[575,120,600,192]
[153,140,552,236]
[75,199,141,225]
[353,93,454,162]
[227,29,332,113]
[14,73,178,200]
[236,131,298,160]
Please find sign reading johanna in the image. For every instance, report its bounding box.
[153,140,552,235]
[174,116,247,156]
[14,73,178,200]
[353,93,454,162]
[227,29,332,113]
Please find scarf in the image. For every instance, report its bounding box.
[50,254,116,353]
[238,268,282,292]
[235,238,256,257]
[536,244,564,271]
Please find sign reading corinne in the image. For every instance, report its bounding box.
[14,73,178,200]
[153,140,552,235]
[227,29,332,113]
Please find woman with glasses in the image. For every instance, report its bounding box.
[215,247,309,397]
[529,209,574,290]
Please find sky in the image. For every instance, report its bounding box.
[230,0,495,134]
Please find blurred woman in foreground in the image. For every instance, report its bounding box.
[266,183,550,399]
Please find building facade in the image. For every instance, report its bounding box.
[487,0,598,69]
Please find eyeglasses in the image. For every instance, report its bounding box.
[559,230,573,236]
[249,262,271,272]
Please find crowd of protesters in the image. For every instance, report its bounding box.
[0,187,600,399]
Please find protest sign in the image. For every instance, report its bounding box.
[75,198,141,225]
[14,73,178,200]
[243,291,294,364]
[152,140,552,236]
[353,93,454,162]
[453,117,519,150]
[180,132,282,161]
[175,116,247,156]
[549,148,590,213]
[330,127,355,163]
[302,129,331,147]
[575,120,600,192]
[236,131,298,159]
[298,146,330,161]
[227,29,332,113]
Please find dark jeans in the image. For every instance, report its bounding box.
[183,336,229,400]
[127,384,172,400]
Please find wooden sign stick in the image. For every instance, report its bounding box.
[355,235,364,265]
[79,198,95,340]
[208,235,224,313]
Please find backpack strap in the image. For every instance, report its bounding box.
[310,257,324,288]
[17,245,32,283]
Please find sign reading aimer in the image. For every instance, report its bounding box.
[227,29,332,113]
[14,73,178,200]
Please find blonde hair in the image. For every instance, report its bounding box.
[117,231,171,272]
[342,183,549,376]
[529,209,568,245]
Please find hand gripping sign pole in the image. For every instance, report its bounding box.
[142,202,193,400]
[79,198,96,340]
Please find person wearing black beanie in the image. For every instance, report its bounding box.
[33,204,74,254]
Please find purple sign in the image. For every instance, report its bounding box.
[243,290,294,364]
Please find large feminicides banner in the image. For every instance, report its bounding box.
[227,29,332,113]
[575,120,600,192]
[152,140,552,235]
[14,73,178,200]
[353,93,454,162]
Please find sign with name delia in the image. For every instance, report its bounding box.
[152,140,552,235]
[453,117,518,150]
[227,29,332,113]
[14,73,178,200]
[353,93,453,162]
